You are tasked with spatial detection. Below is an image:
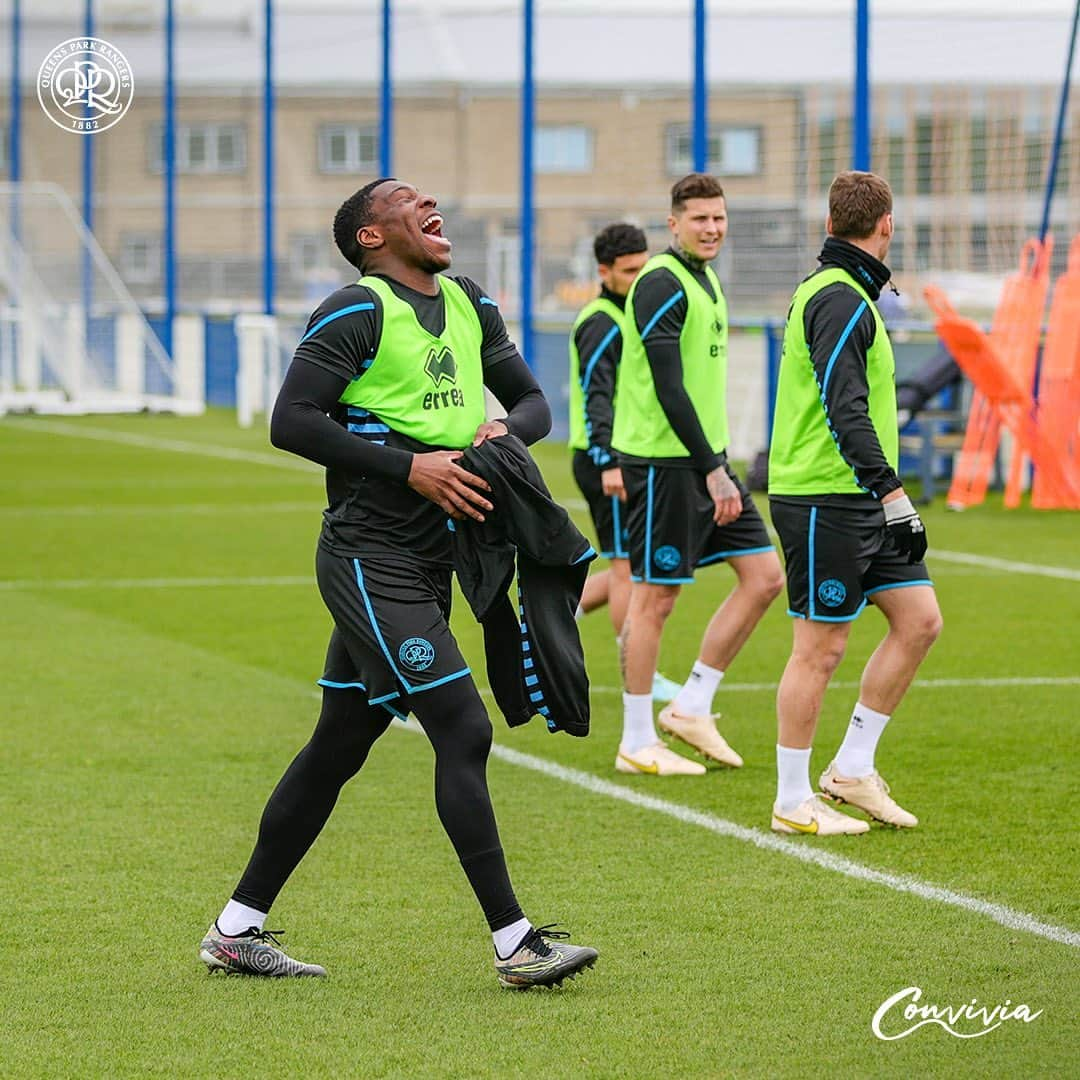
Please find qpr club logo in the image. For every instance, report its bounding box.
[398,637,436,672]
[653,545,681,572]
[38,38,134,135]
[817,578,847,608]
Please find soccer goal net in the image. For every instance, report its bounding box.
[0,182,203,416]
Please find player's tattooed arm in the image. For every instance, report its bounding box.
[705,466,742,526]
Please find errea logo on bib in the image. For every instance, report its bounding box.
[423,345,466,411]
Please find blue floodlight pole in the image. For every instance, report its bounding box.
[163,0,176,356]
[853,0,870,170]
[380,0,393,176]
[263,0,275,315]
[520,0,534,367]
[10,0,21,240]
[692,0,707,171]
[1039,0,1080,241]
[83,0,95,318]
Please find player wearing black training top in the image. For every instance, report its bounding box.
[198,179,597,989]
[567,224,681,703]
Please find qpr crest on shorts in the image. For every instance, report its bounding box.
[653,545,681,572]
[817,578,847,608]
[399,637,436,672]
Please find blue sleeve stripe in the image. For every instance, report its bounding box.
[479,296,497,306]
[349,422,390,434]
[820,301,867,397]
[580,323,621,393]
[299,302,376,344]
[640,290,685,340]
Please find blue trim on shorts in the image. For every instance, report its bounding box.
[788,602,867,623]
[864,579,934,596]
[319,678,408,720]
[644,466,655,577]
[572,545,597,565]
[406,668,472,694]
[612,495,628,559]
[697,544,776,567]
[352,557,415,692]
[808,507,819,618]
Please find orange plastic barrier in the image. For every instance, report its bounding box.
[935,239,1054,509]
[1032,234,1080,509]
[925,271,1080,511]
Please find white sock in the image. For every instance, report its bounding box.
[493,917,532,958]
[775,745,814,813]
[834,701,891,778]
[621,692,657,753]
[217,900,268,937]
[671,660,724,716]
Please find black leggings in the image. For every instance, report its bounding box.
[232,678,523,932]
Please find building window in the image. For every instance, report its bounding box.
[318,124,378,174]
[915,223,933,269]
[120,234,161,284]
[666,124,761,177]
[915,116,934,195]
[535,125,593,174]
[289,233,335,277]
[149,123,246,174]
[970,116,987,195]
[886,110,906,194]
[971,223,989,272]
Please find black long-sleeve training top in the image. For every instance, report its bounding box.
[786,236,902,503]
[571,285,624,467]
[270,273,551,561]
[625,246,728,475]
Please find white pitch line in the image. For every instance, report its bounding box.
[578,676,1080,694]
[3,418,319,472]
[0,501,316,518]
[9,420,1080,582]
[0,575,313,591]
[931,549,1080,582]
[483,742,1080,949]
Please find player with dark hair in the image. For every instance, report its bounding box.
[768,170,941,835]
[198,178,597,988]
[568,223,680,702]
[611,174,784,776]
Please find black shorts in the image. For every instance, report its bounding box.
[571,450,628,560]
[769,499,933,622]
[622,462,774,584]
[315,545,472,716]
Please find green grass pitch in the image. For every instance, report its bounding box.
[1,411,1077,1078]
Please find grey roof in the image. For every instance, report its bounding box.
[11,7,1077,90]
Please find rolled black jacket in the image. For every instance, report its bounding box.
[451,436,595,737]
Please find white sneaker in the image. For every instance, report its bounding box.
[651,672,682,703]
[615,741,706,776]
[771,794,870,836]
[657,706,743,767]
[819,762,918,828]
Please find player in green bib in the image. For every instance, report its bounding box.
[567,223,681,703]
[768,171,942,837]
[199,178,597,989]
[610,174,784,777]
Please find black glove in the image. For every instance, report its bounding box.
[883,493,928,564]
